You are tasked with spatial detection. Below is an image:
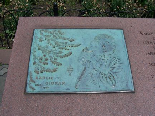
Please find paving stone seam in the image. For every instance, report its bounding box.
[0,68,8,76]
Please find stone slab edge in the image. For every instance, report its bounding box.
[0,49,12,64]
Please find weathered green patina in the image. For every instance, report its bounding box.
[26,29,134,93]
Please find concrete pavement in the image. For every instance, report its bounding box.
[0,64,8,106]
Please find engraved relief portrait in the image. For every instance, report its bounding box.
[26,29,134,93]
[75,34,123,89]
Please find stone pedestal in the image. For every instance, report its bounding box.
[1,17,155,116]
